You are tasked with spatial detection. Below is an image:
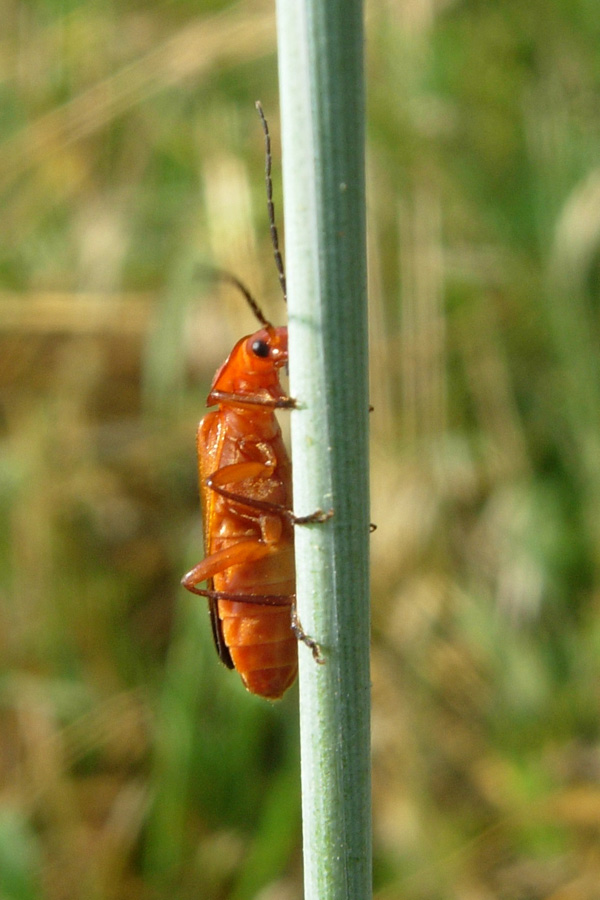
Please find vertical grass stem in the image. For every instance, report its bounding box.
[275,1,371,898]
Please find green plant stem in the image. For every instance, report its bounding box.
[275,2,371,899]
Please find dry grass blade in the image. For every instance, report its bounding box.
[0,2,275,191]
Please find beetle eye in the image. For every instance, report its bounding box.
[251,339,270,358]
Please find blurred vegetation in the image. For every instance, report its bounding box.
[1,0,600,898]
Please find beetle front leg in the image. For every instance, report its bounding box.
[208,389,297,410]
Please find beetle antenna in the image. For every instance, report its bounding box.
[217,270,272,329]
[197,266,273,328]
[255,101,287,304]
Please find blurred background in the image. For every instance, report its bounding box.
[1,0,600,897]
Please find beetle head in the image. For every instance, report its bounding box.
[208,325,288,403]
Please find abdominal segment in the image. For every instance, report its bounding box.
[217,599,298,699]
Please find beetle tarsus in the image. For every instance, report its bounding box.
[291,508,334,525]
[274,395,297,409]
[291,604,325,664]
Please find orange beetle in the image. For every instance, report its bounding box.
[182,105,327,700]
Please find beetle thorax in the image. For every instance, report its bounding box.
[218,404,281,441]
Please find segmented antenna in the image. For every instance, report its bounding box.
[255,101,287,303]
[218,271,271,329]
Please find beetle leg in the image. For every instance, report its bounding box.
[188,586,293,606]
[206,462,288,517]
[208,460,272,488]
[291,508,334,525]
[290,604,325,664]
[207,476,334,525]
[181,538,273,592]
[207,478,279,512]
[208,389,297,409]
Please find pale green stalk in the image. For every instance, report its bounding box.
[275,1,371,898]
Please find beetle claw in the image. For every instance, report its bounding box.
[291,604,325,665]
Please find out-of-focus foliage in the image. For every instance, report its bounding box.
[1,0,600,898]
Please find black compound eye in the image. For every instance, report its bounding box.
[251,339,270,358]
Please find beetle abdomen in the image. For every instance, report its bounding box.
[218,600,298,699]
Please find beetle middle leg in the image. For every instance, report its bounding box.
[207,469,333,525]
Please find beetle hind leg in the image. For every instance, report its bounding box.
[290,604,325,664]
